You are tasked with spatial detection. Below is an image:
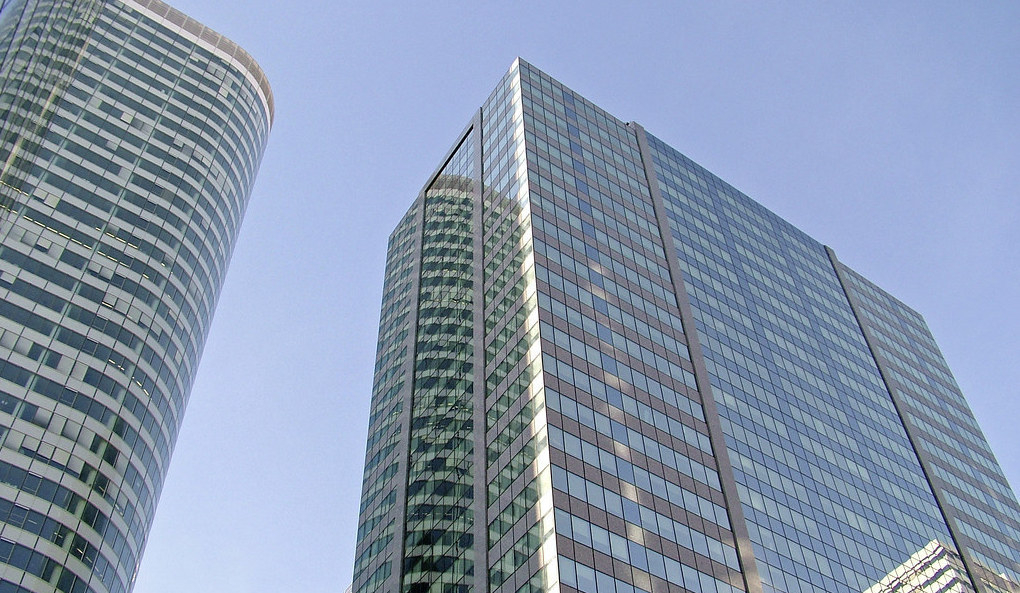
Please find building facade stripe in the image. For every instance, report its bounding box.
[632,121,765,593]
[471,107,488,593]
[826,246,987,592]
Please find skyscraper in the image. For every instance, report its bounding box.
[0,1,271,592]
[353,59,1019,593]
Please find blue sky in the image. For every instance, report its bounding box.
[132,2,1019,591]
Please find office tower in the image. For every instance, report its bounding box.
[353,59,1020,593]
[0,1,271,592]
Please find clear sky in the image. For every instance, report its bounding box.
[131,2,1019,592]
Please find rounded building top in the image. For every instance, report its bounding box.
[123,0,275,126]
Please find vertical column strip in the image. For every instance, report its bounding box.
[396,120,477,591]
[391,193,426,593]
[825,246,985,593]
[471,107,488,593]
[631,122,764,593]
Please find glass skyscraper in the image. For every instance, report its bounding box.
[353,59,1019,593]
[0,1,271,592]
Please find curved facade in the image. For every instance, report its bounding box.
[0,1,271,592]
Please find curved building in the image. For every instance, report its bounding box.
[0,1,272,592]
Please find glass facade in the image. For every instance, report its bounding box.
[522,66,747,593]
[402,132,478,593]
[647,137,965,593]
[354,59,1020,593]
[836,263,1020,592]
[0,1,271,592]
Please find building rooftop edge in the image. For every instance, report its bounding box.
[123,0,275,126]
[506,59,937,326]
